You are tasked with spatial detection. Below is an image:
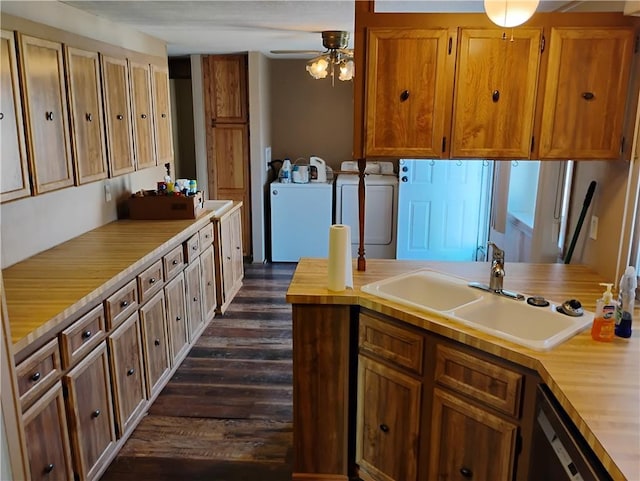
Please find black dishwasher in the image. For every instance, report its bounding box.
[528,385,613,481]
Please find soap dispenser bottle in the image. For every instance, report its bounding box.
[591,283,617,342]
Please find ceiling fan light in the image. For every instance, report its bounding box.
[338,59,354,81]
[306,56,329,79]
[484,0,539,28]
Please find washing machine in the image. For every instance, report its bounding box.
[334,161,398,259]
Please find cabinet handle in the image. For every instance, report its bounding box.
[141,113,147,119]
[82,330,92,340]
[45,111,54,121]
[193,245,198,250]
[193,297,198,302]
[226,256,231,260]
[154,339,161,346]
[399,90,410,102]
[460,467,473,478]
[207,281,212,286]
[149,277,156,284]
[121,300,129,308]
[161,113,167,118]
[44,463,55,474]
[91,409,101,418]
[379,424,390,433]
[127,368,135,376]
[582,91,595,100]
[172,259,178,265]
[492,90,500,102]
[86,113,93,122]
[0,112,4,120]
[116,114,124,120]
[176,316,181,321]
[31,371,41,382]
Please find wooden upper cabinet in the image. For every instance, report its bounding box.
[151,64,174,165]
[538,27,635,160]
[365,28,455,158]
[1,30,30,203]
[129,60,156,170]
[101,55,136,177]
[213,124,248,191]
[17,33,74,194]
[64,46,108,184]
[451,28,541,159]
[203,54,247,123]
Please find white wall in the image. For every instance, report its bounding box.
[0,2,168,268]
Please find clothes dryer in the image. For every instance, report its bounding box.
[334,161,398,259]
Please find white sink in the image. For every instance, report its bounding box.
[203,199,233,216]
[361,269,593,351]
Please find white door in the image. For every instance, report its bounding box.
[396,159,493,261]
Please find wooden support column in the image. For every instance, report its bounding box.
[357,158,367,271]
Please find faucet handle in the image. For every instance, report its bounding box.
[487,242,504,260]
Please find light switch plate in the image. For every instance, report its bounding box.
[589,215,598,240]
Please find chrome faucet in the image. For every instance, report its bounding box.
[469,242,524,301]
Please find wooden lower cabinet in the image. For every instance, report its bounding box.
[200,244,217,323]
[356,356,421,481]
[22,381,74,481]
[165,272,189,364]
[214,203,243,314]
[63,342,116,481]
[184,259,204,340]
[107,312,147,438]
[428,388,518,481]
[139,290,171,399]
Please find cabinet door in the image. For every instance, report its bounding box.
[539,27,634,160]
[64,46,108,184]
[230,207,244,287]
[129,60,156,169]
[139,290,171,399]
[151,64,174,165]
[428,388,517,481]
[0,30,30,202]
[165,273,189,363]
[356,357,421,481]
[184,259,204,341]
[365,28,454,158]
[17,33,74,194]
[200,244,217,323]
[451,28,541,159]
[64,343,116,481]
[203,54,247,123]
[220,213,235,303]
[23,382,74,481]
[101,55,136,176]
[107,312,147,438]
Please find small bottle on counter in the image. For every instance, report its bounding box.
[591,283,617,342]
[189,179,197,195]
[615,266,636,338]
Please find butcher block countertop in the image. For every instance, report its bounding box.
[3,212,216,356]
[286,258,640,481]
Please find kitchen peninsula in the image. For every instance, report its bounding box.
[287,258,639,481]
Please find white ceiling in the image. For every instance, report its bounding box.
[60,0,626,57]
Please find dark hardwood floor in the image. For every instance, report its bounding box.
[101,262,296,481]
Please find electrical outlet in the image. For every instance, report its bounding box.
[265,146,272,172]
[104,181,112,203]
[589,215,598,240]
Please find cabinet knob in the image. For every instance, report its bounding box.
[460,467,473,478]
[82,330,92,340]
[154,339,161,346]
[121,300,129,308]
[44,463,55,474]
[176,316,181,321]
[116,114,124,120]
[172,259,178,265]
[141,113,147,119]
[149,277,157,284]
[379,423,390,433]
[193,245,198,250]
[193,297,198,302]
[161,113,167,118]
[91,409,101,418]
[45,111,54,121]
[31,371,41,382]
[0,112,4,120]
[492,90,500,102]
[400,90,410,102]
[401,176,408,183]
[127,368,135,376]
[207,281,212,286]
[582,91,595,100]
[86,113,93,122]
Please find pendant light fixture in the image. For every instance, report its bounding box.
[484,0,540,28]
[305,31,354,86]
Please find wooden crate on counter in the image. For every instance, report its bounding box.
[128,192,204,220]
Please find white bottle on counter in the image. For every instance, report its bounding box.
[279,158,292,183]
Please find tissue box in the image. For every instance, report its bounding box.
[128,192,204,220]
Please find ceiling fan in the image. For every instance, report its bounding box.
[271,31,355,85]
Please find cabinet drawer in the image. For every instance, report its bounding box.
[199,222,214,250]
[359,313,424,375]
[434,344,523,417]
[104,279,138,330]
[184,233,200,263]
[16,338,62,410]
[138,259,164,303]
[60,305,106,368]
[163,244,185,281]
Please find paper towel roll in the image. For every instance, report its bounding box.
[328,224,353,291]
